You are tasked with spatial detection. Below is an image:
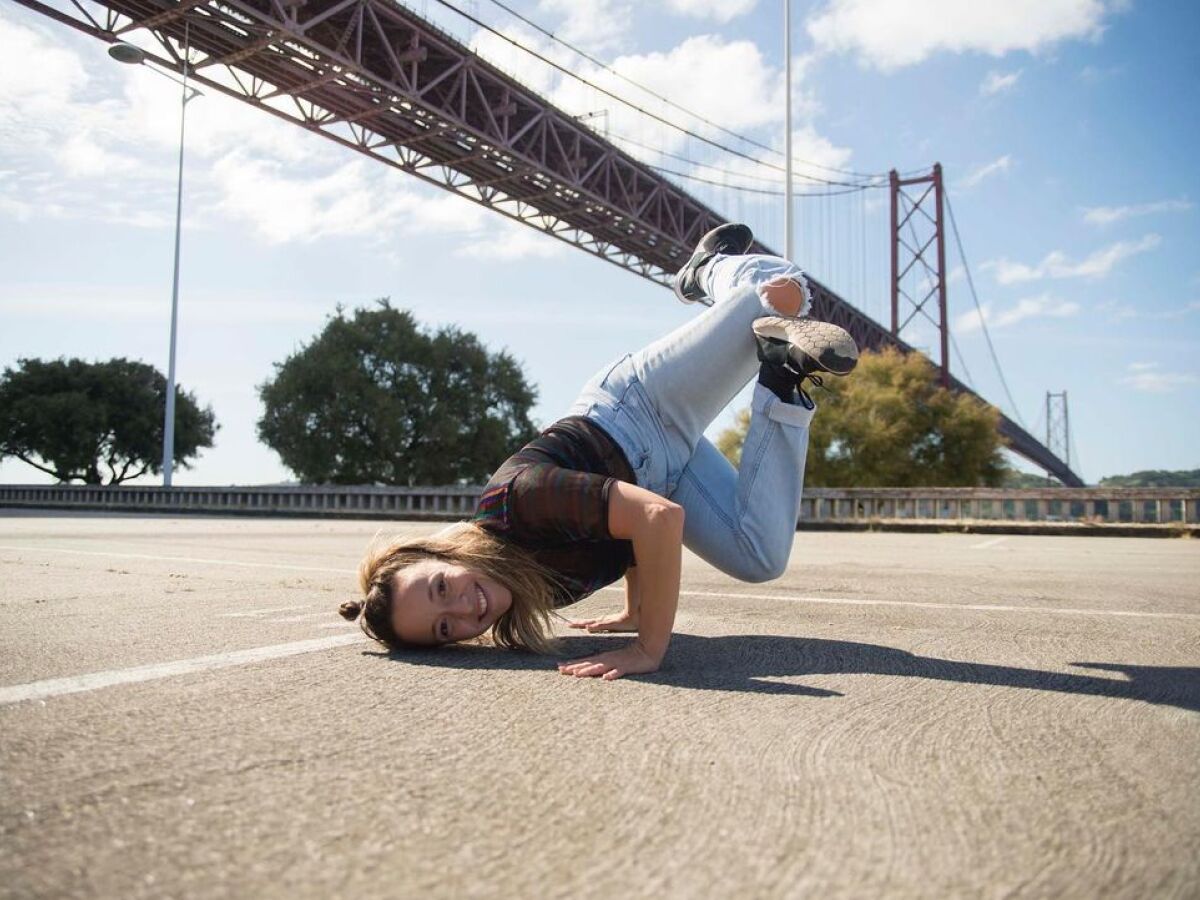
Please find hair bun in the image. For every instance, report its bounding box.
[338,599,363,621]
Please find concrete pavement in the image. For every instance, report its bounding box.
[1,513,1197,898]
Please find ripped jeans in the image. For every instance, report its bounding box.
[566,254,815,582]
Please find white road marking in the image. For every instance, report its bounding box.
[0,635,361,705]
[270,612,333,623]
[971,536,1009,550]
[4,545,1192,622]
[0,544,353,575]
[677,590,1200,621]
[221,605,315,618]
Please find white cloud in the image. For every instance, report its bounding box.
[665,0,758,23]
[600,35,787,133]
[701,123,853,200]
[208,152,484,245]
[1,284,332,326]
[1117,362,1198,393]
[806,0,1112,70]
[1082,198,1193,225]
[537,0,632,53]
[955,293,1080,333]
[456,218,565,261]
[0,15,88,121]
[469,28,799,171]
[959,155,1012,189]
[982,234,1160,284]
[980,69,1022,95]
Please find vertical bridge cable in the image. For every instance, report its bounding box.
[1067,414,1087,485]
[943,187,1027,429]
[950,333,976,389]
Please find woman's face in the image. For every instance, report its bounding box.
[389,558,513,646]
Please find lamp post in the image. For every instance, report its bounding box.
[783,0,793,261]
[108,27,202,487]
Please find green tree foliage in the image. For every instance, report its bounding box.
[258,300,539,485]
[1001,469,1063,488]
[715,408,751,468]
[0,357,217,484]
[1099,468,1200,487]
[716,347,1007,487]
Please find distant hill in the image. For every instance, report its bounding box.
[1001,469,1063,488]
[1099,469,1200,488]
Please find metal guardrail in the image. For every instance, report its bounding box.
[2,484,1198,526]
[0,484,479,520]
[799,487,1200,525]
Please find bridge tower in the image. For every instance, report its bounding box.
[1046,391,1070,471]
[889,164,949,385]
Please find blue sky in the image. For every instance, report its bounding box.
[1,0,1197,486]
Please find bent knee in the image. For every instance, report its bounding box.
[757,277,808,317]
[725,549,789,583]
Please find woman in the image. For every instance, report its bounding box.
[340,224,858,680]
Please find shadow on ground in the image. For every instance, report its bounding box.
[376,634,1200,712]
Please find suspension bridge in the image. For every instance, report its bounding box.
[18,0,1083,485]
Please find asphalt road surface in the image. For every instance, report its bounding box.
[2,512,1198,899]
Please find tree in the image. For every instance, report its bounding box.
[716,348,1007,487]
[1099,468,1200,488]
[0,358,218,484]
[1002,469,1063,488]
[715,408,752,468]
[258,300,539,485]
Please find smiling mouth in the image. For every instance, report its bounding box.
[475,583,488,621]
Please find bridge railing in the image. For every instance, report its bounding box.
[2,485,1196,526]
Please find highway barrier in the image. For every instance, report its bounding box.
[2,484,1197,531]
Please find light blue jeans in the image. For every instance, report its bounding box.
[566,254,816,582]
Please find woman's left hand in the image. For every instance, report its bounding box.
[557,641,662,681]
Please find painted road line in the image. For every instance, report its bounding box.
[270,612,335,623]
[0,544,354,575]
[971,536,1009,550]
[221,605,316,618]
[4,545,1191,622]
[677,590,1200,621]
[0,635,362,706]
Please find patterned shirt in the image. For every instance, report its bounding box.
[473,416,637,606]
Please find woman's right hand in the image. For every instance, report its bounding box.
[567,610,639,633]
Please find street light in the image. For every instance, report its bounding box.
[108,28,202,488]
[783,0,793,261]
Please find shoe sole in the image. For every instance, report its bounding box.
[752,317,859,376]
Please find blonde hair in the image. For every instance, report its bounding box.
[340,522,564,654]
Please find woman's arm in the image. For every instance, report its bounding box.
[558,481,684,679]
[567,565,640,632]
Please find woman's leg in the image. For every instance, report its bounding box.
[568,252,817,581]
[670,401,813,582]
[626,253,812,458]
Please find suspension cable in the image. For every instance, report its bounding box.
[478,0,898,180]
[430,0,886,186]
[943,186,1026,428]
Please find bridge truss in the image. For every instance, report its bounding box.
[16,0,1083,485]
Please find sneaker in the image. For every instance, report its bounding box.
[673,223,755,305]
[752,316,859,409]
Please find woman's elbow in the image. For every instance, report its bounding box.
[645,500,685,535]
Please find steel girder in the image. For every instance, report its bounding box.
[18,0,1083,485]
[21,0,736,281]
